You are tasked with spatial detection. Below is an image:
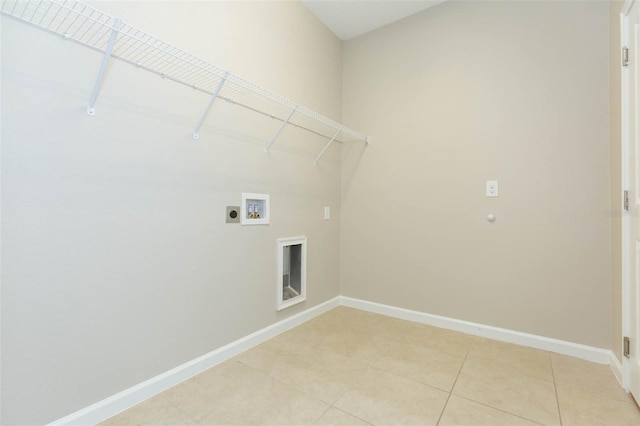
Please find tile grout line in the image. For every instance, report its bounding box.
[312,404,333,424]
[451,394,547,426]
[549,354,563,426]
[437,343,549,426]
[328,404,374,426]
[161,395,200,425]
[435,339,473,425]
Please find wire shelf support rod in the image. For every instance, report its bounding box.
[86,17,121,116]
[314,126,343,166]
[264,106,297,155]
[193,71,228,140]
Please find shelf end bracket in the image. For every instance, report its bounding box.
[264,106,297,155]
[87,18,122,116]
[314,126,343,166]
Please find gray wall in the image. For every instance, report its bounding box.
[341,0,612,349]
[1,1,343,424]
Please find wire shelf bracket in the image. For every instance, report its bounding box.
[1,0,370,159]
[314,125,342,166]
[86,17,121,116]
[193,71,228,140]
[264,106,297,155]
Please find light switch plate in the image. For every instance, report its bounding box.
[324,206,330,220]
[486,180,499,197]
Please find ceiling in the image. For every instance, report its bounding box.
[299,0,446,41]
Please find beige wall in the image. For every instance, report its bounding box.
[341,0,612,348]
[610,0,624,367]
[1,2,342,424]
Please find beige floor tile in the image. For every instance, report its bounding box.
[334,368,449,425]
[161,361,275,421]
[452,358,560,425]
[438,395,540,426]
[357,313,436,341]
[311,326,395,365]
[373,342,464,391]
[234,339,311,373]
[402,326,479,358]
[319,306,383,332]
[270,352,368,405]
[314,407,372,425]
[99,395,196,426]
[550,353,629,402]
[198,378,329,425]
[268,317,346,350]
[557,383,640,426]
[467,338,553,382]
[237,341,369,404]
[99,308,632,426]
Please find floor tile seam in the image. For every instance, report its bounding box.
[256,361,367,408]
[162,392,217,424]
[463,355,555,383]
[447,342,558,425]
[328,365,378,406]
[554,376,630,394]
[202,361,330,406]
[225,359,288,384]
[159,394,201,425]
[435,340,471,425]
[321,312,421,337]
[554,381,640,406]
[235,345,373,386]
[366,364,455,396]
[367,364,454,394]
[311,403,334,424]
[326,403,375,425]
[390,337,469,359]
[159,376,224,422]
[549,353,563,426]
[459,362,558,388]
[397,340,472,359]
[446,394,547,426]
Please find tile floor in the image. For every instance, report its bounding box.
[101,307,640,425]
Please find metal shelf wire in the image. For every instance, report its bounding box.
[1,0,369,162]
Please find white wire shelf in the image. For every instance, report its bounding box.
[1,0,370,163]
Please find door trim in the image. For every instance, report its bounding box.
[621,0,635,394]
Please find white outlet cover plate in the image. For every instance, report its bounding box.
[486,180,499,197]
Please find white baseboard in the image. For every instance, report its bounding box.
[49,297,340,426]
[610,351,624,387]
[339,296,613,365]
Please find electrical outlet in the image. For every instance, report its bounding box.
[486,181,499,197]
[226,206,240,223]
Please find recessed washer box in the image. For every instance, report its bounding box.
[241,193,270,225]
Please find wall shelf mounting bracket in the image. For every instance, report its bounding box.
[314,126,342,166]
[265,106,297,155]
[193,71,228,139]
[86,18,121,116]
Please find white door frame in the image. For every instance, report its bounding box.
[621,0,635,394]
